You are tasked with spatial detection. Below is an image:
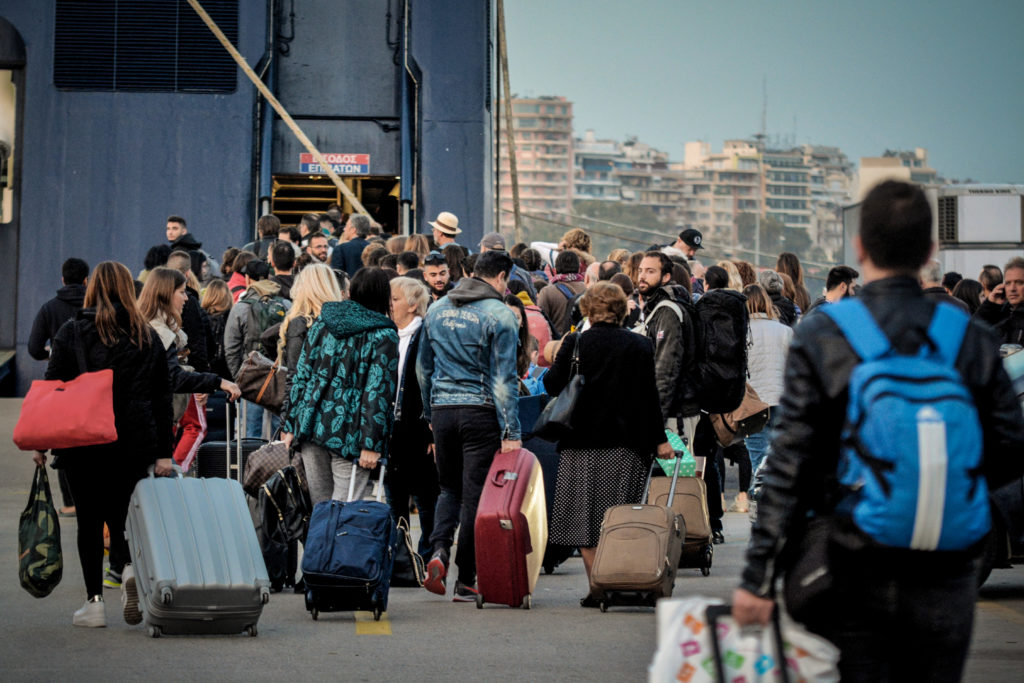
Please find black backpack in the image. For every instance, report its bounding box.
[255,466,311,591]
[695,289,749,413]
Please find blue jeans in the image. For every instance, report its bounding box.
[243,400,280,439]
[744,407,780,497]
[804,547,978,682]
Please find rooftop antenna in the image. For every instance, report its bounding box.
[754,75,767,150]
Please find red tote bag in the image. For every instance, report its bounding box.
[12,324,118,451]
[13,369,118,450]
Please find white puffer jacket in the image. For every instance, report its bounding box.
[747,314,793,406]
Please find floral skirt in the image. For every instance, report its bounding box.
[548,446,647,548]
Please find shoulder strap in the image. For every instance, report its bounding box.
[649,299,684,323]
[555,283,574,300]
[822,299,890,361]
[927,302,970,366]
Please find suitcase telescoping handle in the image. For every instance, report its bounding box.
[641,435,685,508]
[225,396,245,481]
[146,463,185,479]
[347,460,387,503]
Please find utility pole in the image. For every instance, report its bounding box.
[496,0,522,244]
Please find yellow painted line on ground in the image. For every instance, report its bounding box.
[354,610,392,635]
[977,601,1024,628]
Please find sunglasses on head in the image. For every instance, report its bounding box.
[424,251,446,266]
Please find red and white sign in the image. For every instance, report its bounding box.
[299,153,370,175]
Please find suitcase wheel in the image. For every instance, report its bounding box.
[475,593,484,610]
[599,601,608,613]
[311,608,319,621]
[373,608,382,622]
[521,594,532,610]
[701,544,713,576]
[244,624,258,637]
[147,625,162,638]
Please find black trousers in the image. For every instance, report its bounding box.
[428,406,501,584]
[694,415,724,532]
[63,458,144,597]
[803,549,978,682]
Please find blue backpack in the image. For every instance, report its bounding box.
[824,300,989,551]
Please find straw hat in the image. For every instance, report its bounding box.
[429,211,461,235]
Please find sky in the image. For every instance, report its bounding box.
[504,0,1024,184]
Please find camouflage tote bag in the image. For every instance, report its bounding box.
[18,465,63,598]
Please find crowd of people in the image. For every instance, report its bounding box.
[26,182,1024,682]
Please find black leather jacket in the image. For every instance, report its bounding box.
[741,276,1024,598]
[640,284,699,420]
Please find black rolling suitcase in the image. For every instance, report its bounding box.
[197,400,266,481]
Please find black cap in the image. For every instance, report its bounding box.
[680,228,704,250]
[241,259,270,280]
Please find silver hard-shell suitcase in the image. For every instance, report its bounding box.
[126,469,271,637]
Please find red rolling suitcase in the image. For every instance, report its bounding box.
[474,448,548,609]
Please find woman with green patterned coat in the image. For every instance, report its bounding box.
[283,267,399,504]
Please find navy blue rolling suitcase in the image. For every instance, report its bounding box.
[302,463,398,621]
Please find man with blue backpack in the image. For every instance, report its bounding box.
[733,180,1024,682]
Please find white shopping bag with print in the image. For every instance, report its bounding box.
[648,597,839,683]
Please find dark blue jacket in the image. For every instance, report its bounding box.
[330,237,370,277]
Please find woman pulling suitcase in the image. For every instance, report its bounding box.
[33,261,174,628]
[542,282,673,607]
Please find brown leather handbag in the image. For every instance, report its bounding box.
[709,383,770,447]
[234,350,286,414]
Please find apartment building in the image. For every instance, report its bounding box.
[497,96,574,233]
[857,148,940,200]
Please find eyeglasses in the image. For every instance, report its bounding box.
[424,251,446,266]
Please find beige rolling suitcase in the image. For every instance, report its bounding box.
[590,461,685,611]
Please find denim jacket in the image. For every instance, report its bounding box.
[417,277,521,440]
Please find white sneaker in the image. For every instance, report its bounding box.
[121,565,142,625]
[73,596,106,628]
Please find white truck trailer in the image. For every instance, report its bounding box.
[843,184,1024,278]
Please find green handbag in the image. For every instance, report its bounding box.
[18,465,63,598]
[656,429,697,477]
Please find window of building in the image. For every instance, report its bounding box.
[54,0,239,92]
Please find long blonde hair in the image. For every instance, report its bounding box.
[278,263,342,352]
[716,260,744,291]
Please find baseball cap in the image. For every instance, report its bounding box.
[479,232,506,251]
[680,228,705,250]
[240,259,270,280]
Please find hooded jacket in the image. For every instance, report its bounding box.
[223,280,291,376]
[769,292,799,328]
[283,300,399,462]
[741,277,1024,598]
[170,232,219,280]
[28,284,86,360]
[417,277,521,440]
[45,305,173,469]
[638,284,700,420]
